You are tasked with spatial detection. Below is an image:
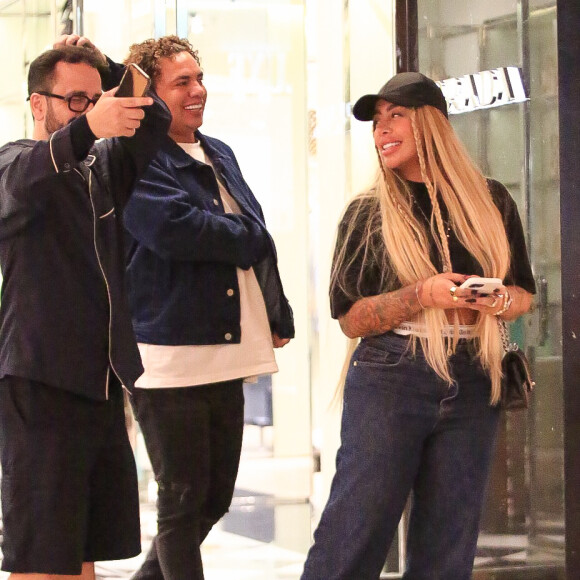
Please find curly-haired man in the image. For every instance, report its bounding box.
[121,36,295,579]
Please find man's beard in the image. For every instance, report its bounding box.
[44,100,71,135]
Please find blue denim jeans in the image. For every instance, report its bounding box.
[301,333,500,580]
[130,380,244,580]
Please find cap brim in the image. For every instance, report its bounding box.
[352,93,429,121]
[352,94,381,121]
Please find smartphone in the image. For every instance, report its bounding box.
[459,277,503,293]
[115,63,151,98]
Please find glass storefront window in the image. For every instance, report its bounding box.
[82,0,156,62]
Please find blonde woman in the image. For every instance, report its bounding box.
[301,73,535,580]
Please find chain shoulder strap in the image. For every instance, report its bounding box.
[498,318,520,353]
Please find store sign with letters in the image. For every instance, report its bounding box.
[437,67,528,115]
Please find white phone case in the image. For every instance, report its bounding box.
[459,277,503,293]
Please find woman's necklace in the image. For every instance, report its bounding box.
[410,192,452,272]
[411,195,451,239]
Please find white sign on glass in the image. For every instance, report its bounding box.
[437,67,528,115]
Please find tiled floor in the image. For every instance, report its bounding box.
[93,532,306,580]
[90,500,307,580]
[91,540,564,579]
[0,506,566,579]
[86,506,566,580]
[0,502,307,580]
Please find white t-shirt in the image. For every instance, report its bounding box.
[135,141,278,389]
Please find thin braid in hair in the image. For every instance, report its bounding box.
[411,113,452,273]
[412,111,464,352]
[374,147,427,247]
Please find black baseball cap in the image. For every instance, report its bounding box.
[352,72,448,121]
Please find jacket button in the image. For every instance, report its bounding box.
[225,333,233,341]
[213,199,219,206]
[227,289,234,297]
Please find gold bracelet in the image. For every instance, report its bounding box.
[415,281,426,309]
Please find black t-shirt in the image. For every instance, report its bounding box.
[330,178,536,319]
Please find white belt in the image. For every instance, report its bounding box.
[392,321,477,339]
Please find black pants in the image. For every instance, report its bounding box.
[130,380,245,580]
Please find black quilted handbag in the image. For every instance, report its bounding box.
[498,320,535,410]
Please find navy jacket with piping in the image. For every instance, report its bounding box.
[0,86,172,400]
[123,131,295,346]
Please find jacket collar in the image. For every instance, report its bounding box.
[163,131,224,169]
[159,131,266,226]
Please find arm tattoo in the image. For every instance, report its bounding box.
[339,284,422,338]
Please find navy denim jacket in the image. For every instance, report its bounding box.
[124,131,294,346]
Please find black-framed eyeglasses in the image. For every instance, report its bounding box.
[28,91,101,113]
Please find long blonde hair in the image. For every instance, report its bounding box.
[331,105,510,403]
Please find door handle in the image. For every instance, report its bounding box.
[537,275,548,347]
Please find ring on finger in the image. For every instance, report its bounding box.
[490,297,498,308]
[449,286,459,302]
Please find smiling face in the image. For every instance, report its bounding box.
[373,100,422,182]
[154,51,207,143]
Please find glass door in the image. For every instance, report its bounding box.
[414,0,563,578]
[82,0,157,62]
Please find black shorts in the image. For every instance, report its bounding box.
[0,375,141,575]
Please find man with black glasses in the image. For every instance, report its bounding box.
[0,36,170,579]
